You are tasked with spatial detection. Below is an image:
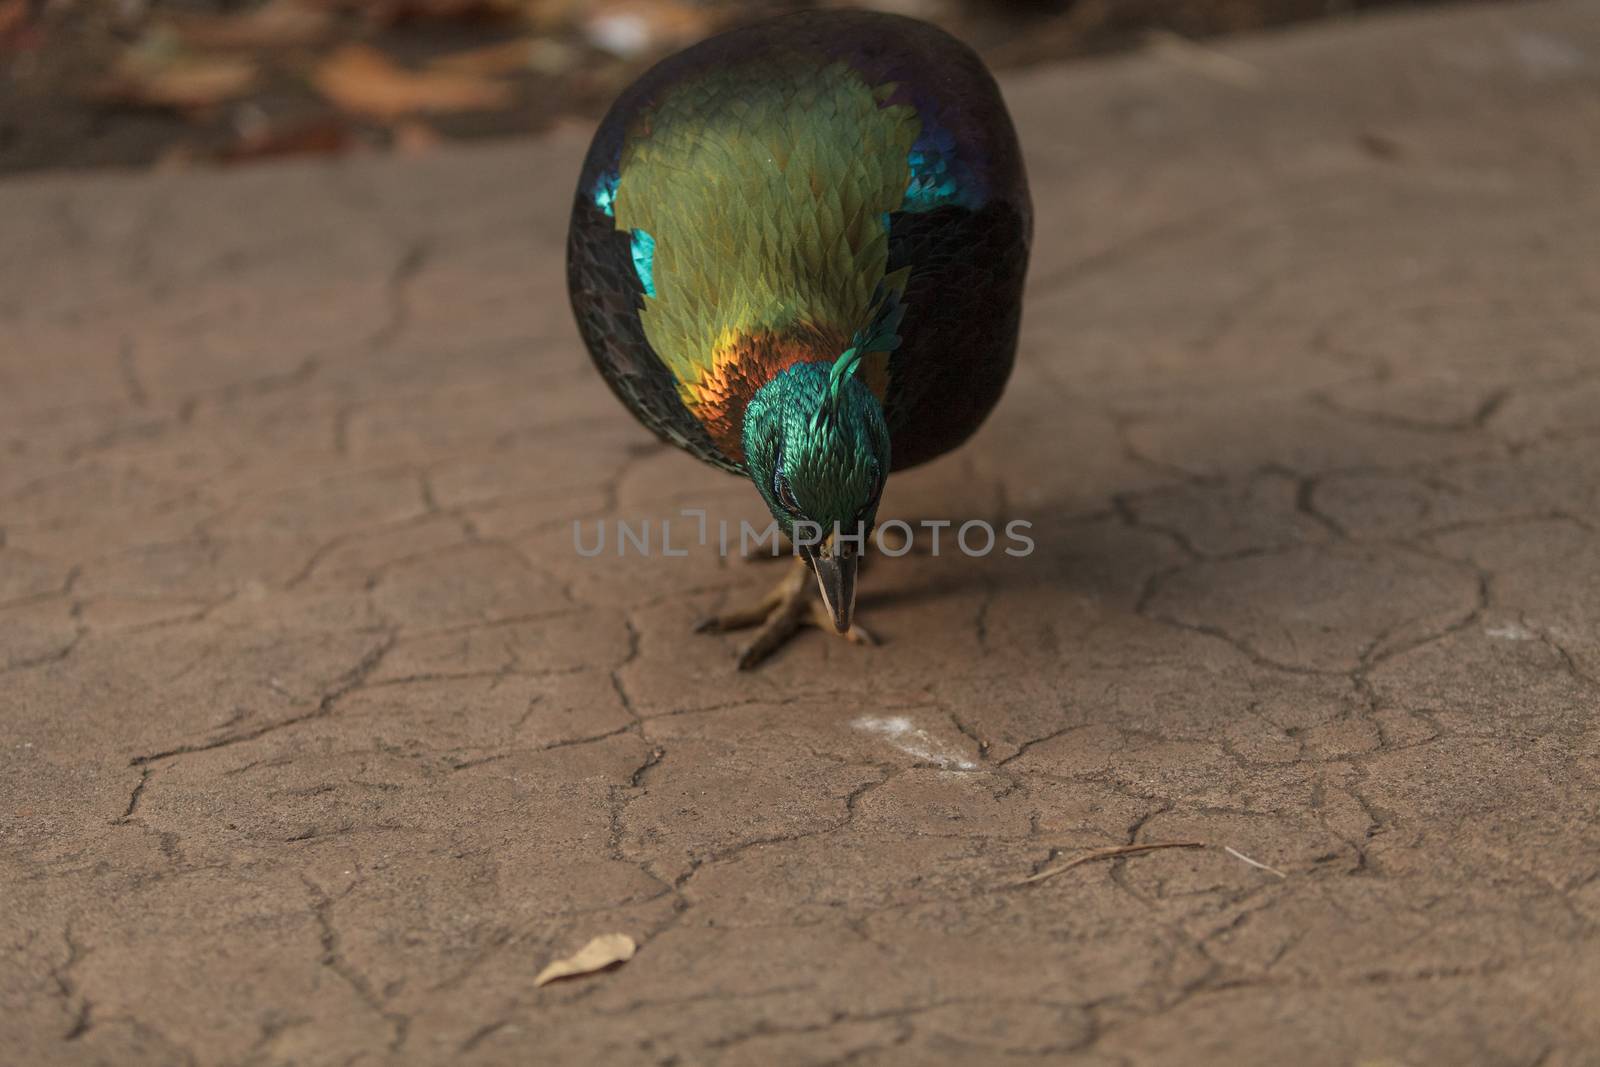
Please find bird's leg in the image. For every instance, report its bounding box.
[696,557,876,670]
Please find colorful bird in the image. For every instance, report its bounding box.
[568,9,1031,667]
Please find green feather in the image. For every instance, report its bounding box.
[744,362,890,541]
[612,58,918,399]
[811,266,911,437]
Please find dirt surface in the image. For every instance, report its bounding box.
[0,0,1477,175]
[4,1,1600,1063]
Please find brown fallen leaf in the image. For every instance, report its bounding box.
[169,0,334,50]
[97,36,259,111]
[429,35,574,77]
[534,933,636,987]
[311,44,513,120]
[0,0,27,39]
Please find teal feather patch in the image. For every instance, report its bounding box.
[592,169,656,297]
[593,171,619,217]
[630,229,657,298]
[902,124,984,213]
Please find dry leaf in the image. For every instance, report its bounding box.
[169,0,333,50]
[98,38,259,111]
[430,36,573,77]
[534,933,636,986]
[312,44,512,120]
[0,0,27,38]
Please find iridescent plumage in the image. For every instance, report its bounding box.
[567,10,1031,658]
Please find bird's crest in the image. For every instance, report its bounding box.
[811,267,911,437]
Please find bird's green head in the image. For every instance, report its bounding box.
[742,360,890,633]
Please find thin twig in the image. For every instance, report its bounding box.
[1224,846,1287,879]
[1014,841,1205,886]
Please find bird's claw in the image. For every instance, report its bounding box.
[699,559,877,669]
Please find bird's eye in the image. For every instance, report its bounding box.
[774,470,801,515]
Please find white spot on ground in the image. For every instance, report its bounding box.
[852,715,978,771]
[1485,622,1536,641]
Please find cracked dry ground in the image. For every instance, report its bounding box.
[4,3,1600,1065]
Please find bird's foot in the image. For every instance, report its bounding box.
[696,559,876,669]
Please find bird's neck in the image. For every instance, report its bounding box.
[680,323,851,465]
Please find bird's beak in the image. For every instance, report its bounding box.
[803,536,859,634]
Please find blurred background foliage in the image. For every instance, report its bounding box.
[0,0,1495,172]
